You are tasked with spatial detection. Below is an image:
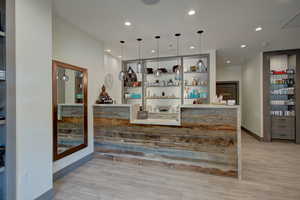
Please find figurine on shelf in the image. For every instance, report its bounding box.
[193,99,205,104]
[124,67,137,87]
[96,85,113,104]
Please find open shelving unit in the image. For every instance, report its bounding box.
[0,1,6,198]
[122,54,210,115]
[263,49,300,144]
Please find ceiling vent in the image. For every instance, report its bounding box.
[141,0,160,5]
[282,10,300,29]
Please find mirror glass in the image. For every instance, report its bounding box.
[53,61,87,160]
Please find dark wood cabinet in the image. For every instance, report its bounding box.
[216,81,239,105]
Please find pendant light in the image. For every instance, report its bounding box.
[155,36,161,77]
[137,38,143,73]
[174,33,181,76]
[197,30,204,53]
[62,70,69,81]
[118,40,126,81]
[197,30,205,71]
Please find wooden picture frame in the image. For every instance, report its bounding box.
[52,60,88,161]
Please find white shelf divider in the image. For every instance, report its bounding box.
[0,31,5,37]
[0,120,5,125]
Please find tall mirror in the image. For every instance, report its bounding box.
[52,60,88,161]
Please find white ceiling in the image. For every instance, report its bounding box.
[53,0,300,65]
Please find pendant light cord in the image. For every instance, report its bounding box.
[120,41,125,61]
[175,33,181,65]
[137,38,143,73]
[155,36,160,69]
[120,41,125,76]
[138,40,141,62]
[197,30,204,54]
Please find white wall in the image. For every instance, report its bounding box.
[216,64,242,105]
[53,16,122,172]
[208,50,217,102]
[103,54,122,104]
[15,0,53,199]
[242,53,263,137]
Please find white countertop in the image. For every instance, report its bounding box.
[94,104,239,109]
[93,104,131,107]
[58,103,83,106]
[131,119,180,126]
[180,104,240,109]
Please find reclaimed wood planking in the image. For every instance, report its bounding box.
[93,106,238,177]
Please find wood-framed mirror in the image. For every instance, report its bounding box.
[52,60,88,161]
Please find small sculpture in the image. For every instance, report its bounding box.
[96,85,113,104]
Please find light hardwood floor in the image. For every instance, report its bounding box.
[54,132,300,200]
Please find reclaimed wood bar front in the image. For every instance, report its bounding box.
[93,104,241,178]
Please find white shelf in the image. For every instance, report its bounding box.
[0,70,5,81]
[146,97,180,100]
[184,71,208,74]
[0,120,5,125]
[146,85,180,88]
[0,31,5,37]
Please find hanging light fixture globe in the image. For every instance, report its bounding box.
[174,33,181,80]
[62,70,69,81]
[137,38,143,74]
[154,35,161,77]
[118,41,126,81]
[196,30,205,70]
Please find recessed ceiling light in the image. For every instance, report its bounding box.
[190,46,195,49]
[124,21,131,26]
[151,50,156,53]
[241,44,247,48]
[226,60,231,64]
[188,10,196,16]
[105,49,111,53]
[255,26,263,32]
[118,56,122,58]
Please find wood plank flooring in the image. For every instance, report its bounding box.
[54,131,300,200]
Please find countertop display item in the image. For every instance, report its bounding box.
[146,68,153,74]
[173,65,180,73]
[124,66,138,87]
[158,68,168,73]
[96,85,113,104]
[159,106,170,112]
[137,106,148,119]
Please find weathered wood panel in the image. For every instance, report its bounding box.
[58,105,84,152]
[93,106,238,177]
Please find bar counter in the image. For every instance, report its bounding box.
[93,104,241,178]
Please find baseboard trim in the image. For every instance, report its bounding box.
[35,188,54,200]
[242,126,263,141]
[53,153,94,181]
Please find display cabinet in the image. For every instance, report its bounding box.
[122,54,210,115]
[263,49,300,143]
[183,55,209,104]
[144,57,182,114]
[0,0,5,198]
[122,61,143,107]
